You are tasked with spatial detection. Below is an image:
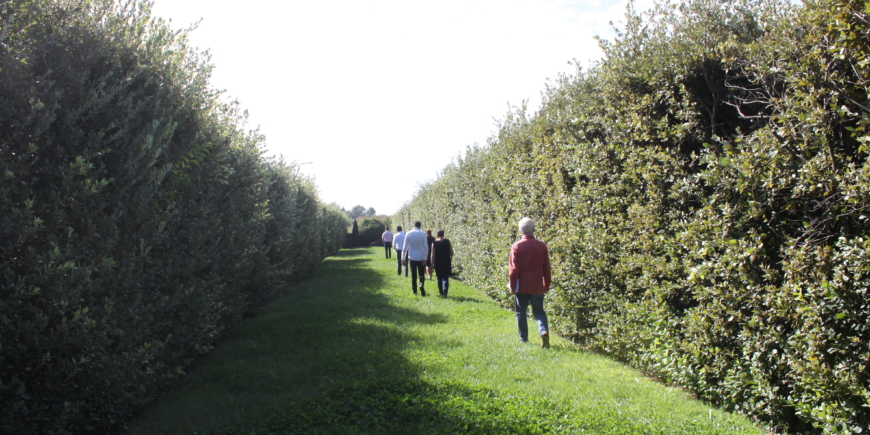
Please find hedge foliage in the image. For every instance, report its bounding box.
[397,0,870,432]
[357,217,391,245]
[0,1,349,433]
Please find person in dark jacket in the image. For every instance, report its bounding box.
[430,229,454,297]
[425,229,436,279]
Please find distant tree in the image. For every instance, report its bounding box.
[351,220,360,247]
[365,207,376,217]
[347,205,367,220]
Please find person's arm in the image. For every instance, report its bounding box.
[542,245,552,292]
[508,244,519,293]
[449,240,454,259]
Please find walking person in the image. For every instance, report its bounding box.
[430,229,453,297]
[402,221,429,296]
[382,226,393,259]
[393,226,408,277]
[425,229,436,279]
[508,217,552,348]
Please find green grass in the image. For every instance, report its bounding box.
[124,247,764,435]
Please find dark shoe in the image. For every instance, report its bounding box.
[421,288,426,297]
[541,332,550,349]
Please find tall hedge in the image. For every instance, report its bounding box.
[358,217,391,245]
[0,1,349,433]
[397,0,870,432]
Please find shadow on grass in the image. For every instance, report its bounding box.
[125,248,448,435]
[212,378,639,435]
[223,248,450,387]
[445,295,487,304]
[127,248,762,435]
[207,250,630,434]
[332,247,374,258]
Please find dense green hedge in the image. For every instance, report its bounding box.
[0,1,348,433]
[397,0,870,432]
[357,217,391,245]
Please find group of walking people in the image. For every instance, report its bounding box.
[382,222,453,298]
[381,217,552,349]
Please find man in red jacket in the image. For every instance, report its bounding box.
[508,217,552,348]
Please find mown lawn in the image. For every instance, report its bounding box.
[124,247,764,435]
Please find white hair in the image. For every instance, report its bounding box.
[518,217,535,235]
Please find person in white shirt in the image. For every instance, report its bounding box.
[392,226,407,277]
[381,227,393,259]
[402,221,429,296]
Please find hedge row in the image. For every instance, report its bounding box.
[397,0,870,432]
[0,1,348,433]
[358,217,392,246]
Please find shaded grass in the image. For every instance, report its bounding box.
[125,247,764,434]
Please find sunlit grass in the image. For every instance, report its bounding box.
[125,247,764,434]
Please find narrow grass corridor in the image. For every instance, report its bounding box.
[125,248,763,435]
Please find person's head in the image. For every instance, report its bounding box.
[426,229,432,237]
[518,217,535,235]
[396,225,403,232]
[385,226,390,231]
[437,229,445,238]
[414,221,421,229]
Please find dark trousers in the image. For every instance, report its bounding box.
[396,251,408,276]
[410,259,426,296]
[384,241,392,258]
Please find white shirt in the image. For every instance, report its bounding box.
[402,228,429,262]
[393,231,406,251]
[382,230,393,242]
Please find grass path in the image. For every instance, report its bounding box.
[125,247,763,434]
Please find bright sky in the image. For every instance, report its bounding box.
[150,0,653,215]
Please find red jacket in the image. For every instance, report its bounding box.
[508,235,551,294]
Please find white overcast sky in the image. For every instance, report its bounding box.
[150,0,653,215]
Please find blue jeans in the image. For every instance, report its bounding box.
[514,293,548,342]
[436,274,449,297]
